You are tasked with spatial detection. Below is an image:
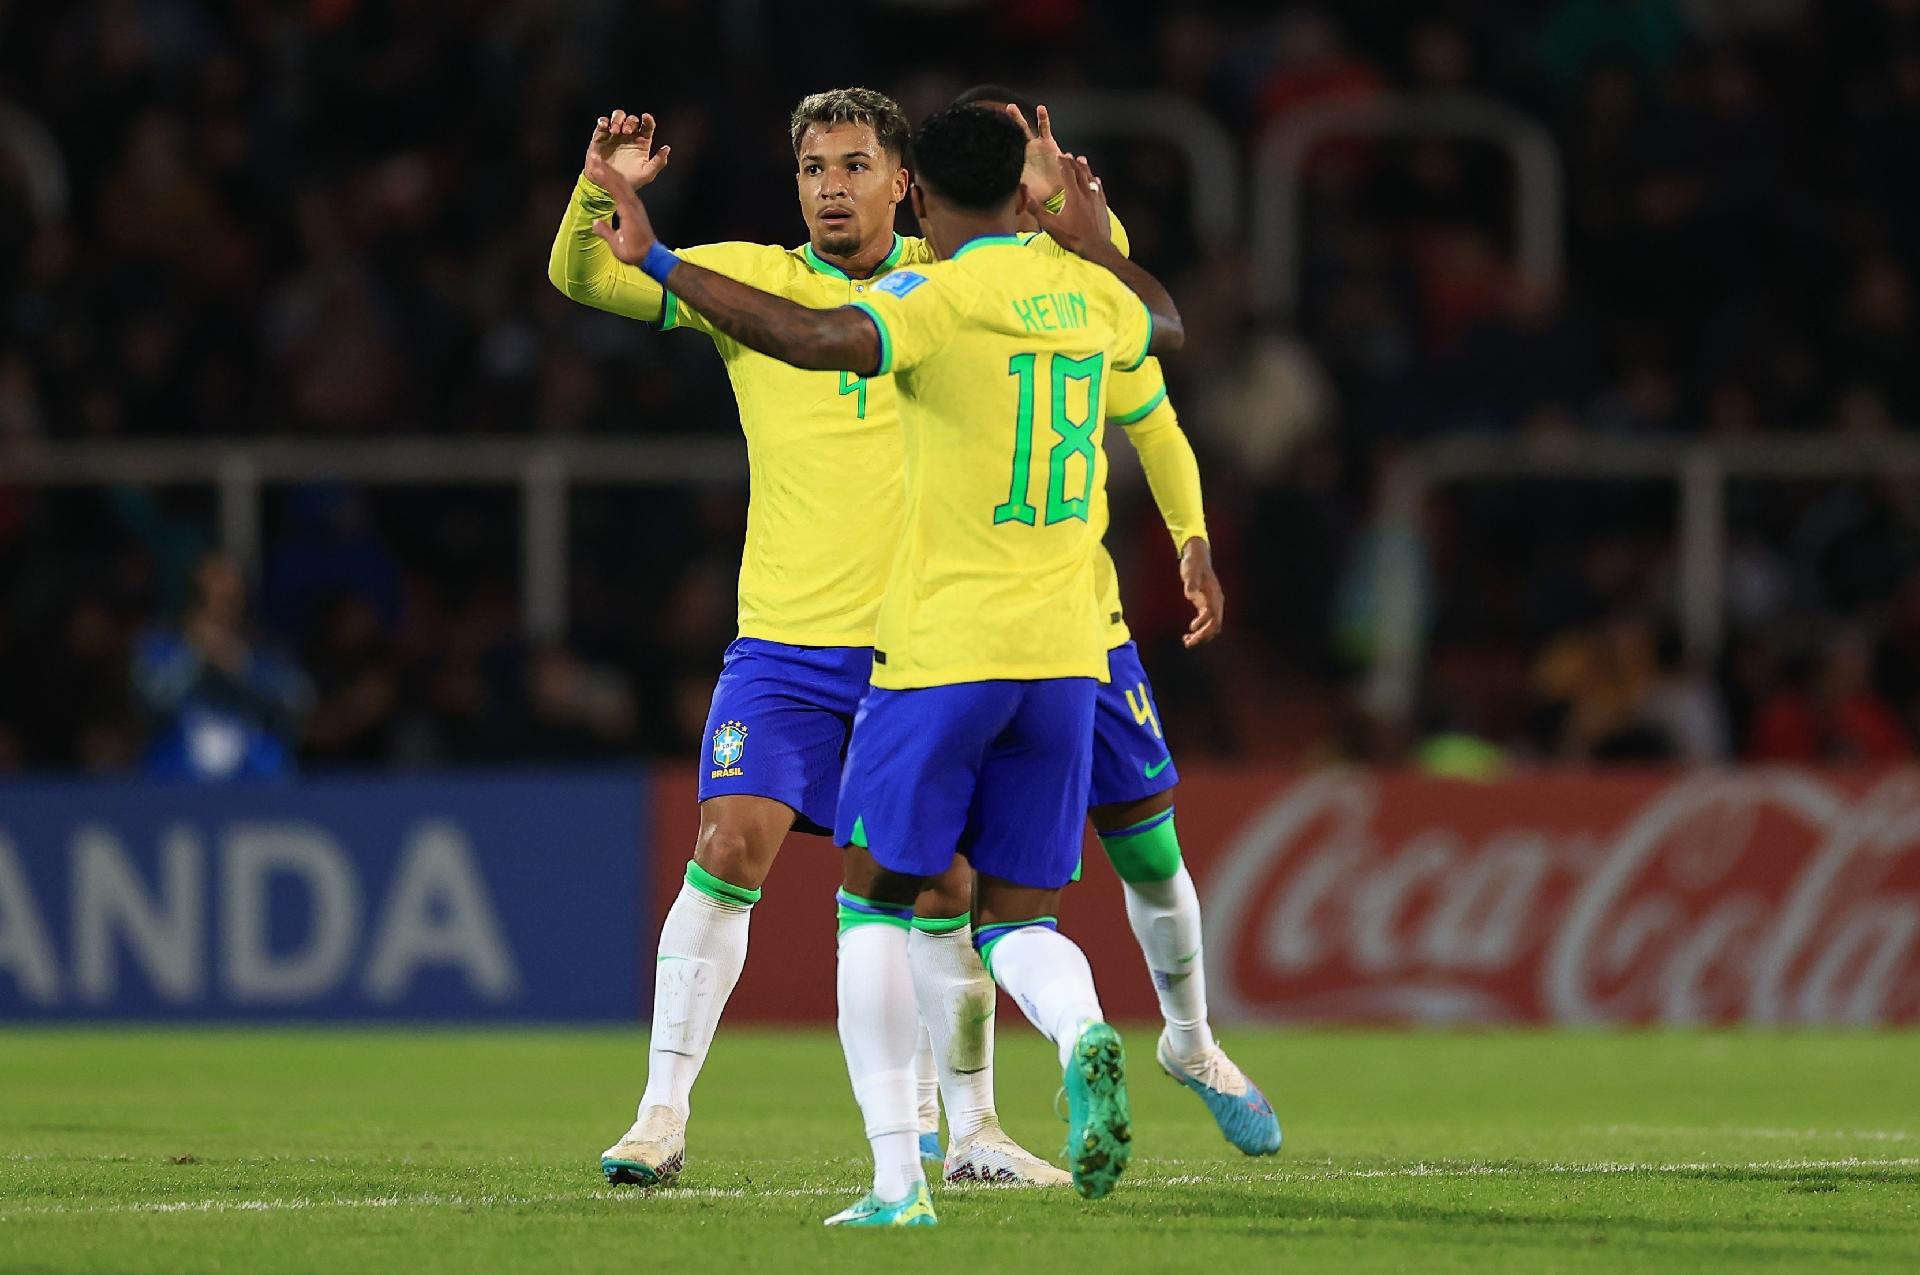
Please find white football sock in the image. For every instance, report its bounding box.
[912,1021,940,1138]
[909,923,999,1143]
[984,925,1105,1069]
[638,880,751,1121]
[1123,865,1215,1059]
[837,922,925,1201]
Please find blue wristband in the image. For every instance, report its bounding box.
[640,242,680,283]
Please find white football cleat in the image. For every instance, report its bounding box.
[1157,1031,1282,1156]
[943,1122,1073,1186]
[601,1104,687,1186]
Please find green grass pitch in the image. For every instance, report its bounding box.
[3,1027,1917,1272]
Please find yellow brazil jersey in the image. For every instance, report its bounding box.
[659,239,919,646]
[1092,358,1167,647]
[549,175,911,646]
[1021,227,1213,653]
[903,223,1206,654]
[548,176,1132,648]
[847,236,1154,689]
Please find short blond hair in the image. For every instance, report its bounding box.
[788,87,911,162]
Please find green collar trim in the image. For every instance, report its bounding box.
[952,233,1024,260]
[802,242,847,279]
[803,233,903,280]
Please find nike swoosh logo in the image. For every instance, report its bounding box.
[1143,756,1172,779]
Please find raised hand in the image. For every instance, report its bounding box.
[585,109,672,192]
[1180,538,1225,648]
[1007,102,1065,206]
[585,151,660,266]
[1026,153,1113,257]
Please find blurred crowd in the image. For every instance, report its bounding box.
[4,0,1920,774]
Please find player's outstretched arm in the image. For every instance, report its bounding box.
[548,110,676,320]
[1029,155,1182,354]
[584,153,881,374]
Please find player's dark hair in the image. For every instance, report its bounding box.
[952,82,1038,121]
[789,87,911,163]
[909,105,1025,212]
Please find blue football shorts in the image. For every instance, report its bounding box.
[697,637,871,835]
[1088,640,1181,808]
[834,677,1097,889]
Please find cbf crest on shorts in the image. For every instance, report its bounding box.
[711,720,747,778]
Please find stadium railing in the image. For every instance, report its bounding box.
[1,436,746,642]
[1250,92,1565,322]
[11,432,1920,693]
[1366,433,1920,724]
[1044,91,1242,252]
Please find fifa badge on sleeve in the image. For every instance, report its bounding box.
[875,270,928,298]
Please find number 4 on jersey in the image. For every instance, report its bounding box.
[993,352,1104,526]
[839,370,868,419]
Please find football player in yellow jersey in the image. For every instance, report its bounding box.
[557,86,1273,1196]
[556,90,1070,1191]
[585,103,1183,1223]
[950,89,1281,1160]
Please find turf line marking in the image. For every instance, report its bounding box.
[5,1158,1915,1219]
[1145,1158,1920,1187]
[0,1189,839,1218]
[1594,1125,1914,1143]
[1297,1157,1920,1181]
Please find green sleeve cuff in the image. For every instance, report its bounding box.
[849,301,894,375]
[1044,189,1067,214]
[1109,384,1168,427]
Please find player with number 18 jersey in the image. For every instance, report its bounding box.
[831,236,1153,872]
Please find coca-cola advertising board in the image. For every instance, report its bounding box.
[647,767,1920,1026]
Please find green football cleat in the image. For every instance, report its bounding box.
[823,1179,939,1228]
[1061,1021,1132,1200]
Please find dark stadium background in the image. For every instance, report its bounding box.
[7,0,1919,775]
[5,12,1919,1271]
[1,1,1918,1040]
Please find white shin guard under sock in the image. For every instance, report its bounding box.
[983,925,1105,1069]
[908,924,999,1144]
[1122,864,1215,1059]
[837,923,926,1201]
[639,880,752,1121]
